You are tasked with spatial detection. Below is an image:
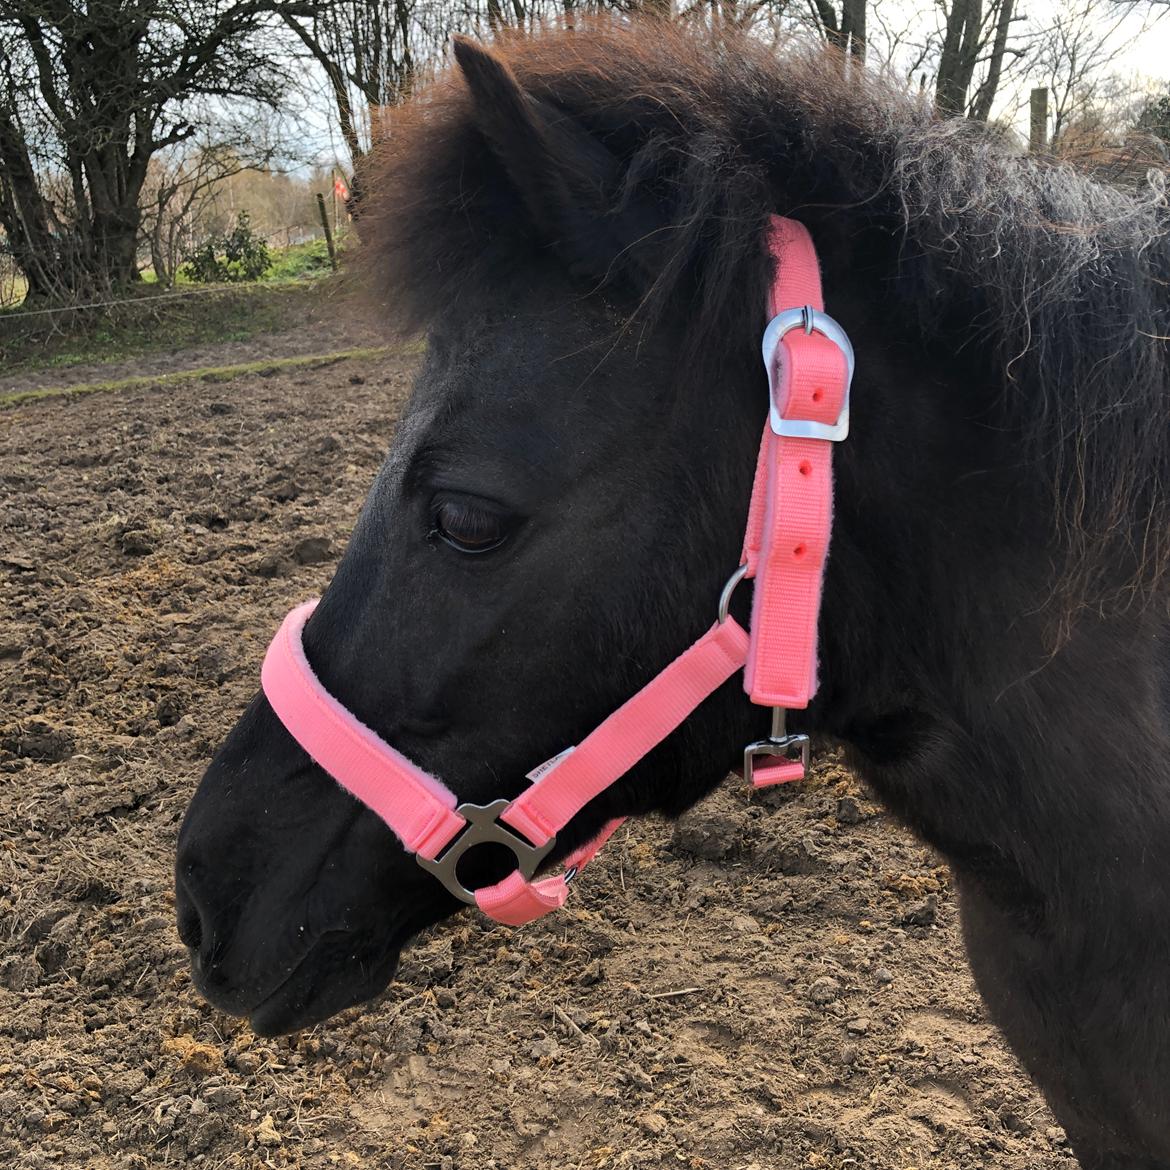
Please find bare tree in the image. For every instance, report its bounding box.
[283,0,641,204]
[969,0,1016,120]
[0,0,309,304]
[934,0,1031,119]
[280,0,432,191]
[141,126,282,287]
[1030,0,1140,144]
[808,0,867,61]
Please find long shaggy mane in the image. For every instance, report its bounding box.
[359,18,1170,607]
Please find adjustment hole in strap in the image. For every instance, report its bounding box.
[798,461,812,477]
[811,388,824,403]
[793,543,807,560]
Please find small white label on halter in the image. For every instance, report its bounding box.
[525,746,576,784]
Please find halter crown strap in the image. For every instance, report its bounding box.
[742,216,847,708]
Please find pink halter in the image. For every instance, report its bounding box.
[261,216,852,926]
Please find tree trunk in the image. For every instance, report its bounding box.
[91,195,143,291]
[149,208,171,288]
[812,0,842,50]
[936,0,982,117]
[969,0,1014,122]
[953,0,984,112]
[841,0,866,62]
[0,107,64,302]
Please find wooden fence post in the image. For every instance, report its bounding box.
[1029,87,1049,153]
[316,192,338,272]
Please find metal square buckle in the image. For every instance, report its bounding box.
[742,732,810,786]
[763,305,853,442]
[415,799,555,905]
[741,707,811,786]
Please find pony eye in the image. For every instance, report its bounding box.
[431,497,510,554]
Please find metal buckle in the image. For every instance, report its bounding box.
[741,707,810,785]
[762,305,853,442]
[743,734,810,785]
[415,799,555,906]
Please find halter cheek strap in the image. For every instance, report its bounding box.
[259,215,852,925]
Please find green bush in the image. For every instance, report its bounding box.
[182,211,271,284]
[266,237,333,281]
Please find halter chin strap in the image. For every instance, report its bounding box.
[260,215,852,926]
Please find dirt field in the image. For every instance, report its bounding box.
[0,323,1077,1169]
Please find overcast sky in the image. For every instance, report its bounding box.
[1067,0,1169,74]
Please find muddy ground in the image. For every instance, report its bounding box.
[0,326,1076,1169]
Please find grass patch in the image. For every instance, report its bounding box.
[266,238,335,281]
[0,269,28,309]
[0,281,340,375]
[0,345,396,410]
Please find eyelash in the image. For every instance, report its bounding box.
[429,496,511,554]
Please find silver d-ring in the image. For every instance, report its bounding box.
[717,563,749,623]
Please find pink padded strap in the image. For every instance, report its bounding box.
[747,757,806,786]
[474,817,625,925]
[262,605,745,924]
[765,216,821,309]
[501,617,751,846]
[742,430,837,706]
[261,601,467,860]
[741,216,845,709]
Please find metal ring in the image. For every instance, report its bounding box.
[415,799,556,905]
[717,563,749,624]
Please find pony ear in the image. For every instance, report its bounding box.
[451,36,660,289]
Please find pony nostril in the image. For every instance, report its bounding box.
[175,871,204,950]
[178,902,203,950]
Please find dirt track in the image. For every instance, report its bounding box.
[0,331,1076,1168]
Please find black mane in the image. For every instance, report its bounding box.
[360,20,1170,605]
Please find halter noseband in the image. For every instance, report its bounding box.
[260,216,852,926]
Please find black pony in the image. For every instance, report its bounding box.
[176,22,1170,1168]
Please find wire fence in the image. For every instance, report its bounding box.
[1,281,275,321]
[0,179,355,358]
[0,278,327,354]
[0,218,337,316]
